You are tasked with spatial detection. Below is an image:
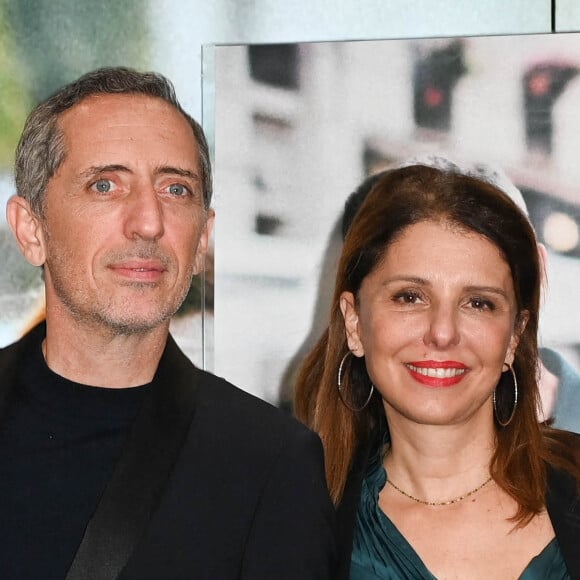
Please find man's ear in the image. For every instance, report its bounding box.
[192,209,215,275]
[6,195,46,267]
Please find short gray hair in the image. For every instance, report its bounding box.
[15,66,212,216]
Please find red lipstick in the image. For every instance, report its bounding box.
[405,360,468,388]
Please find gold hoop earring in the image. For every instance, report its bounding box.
[337,351,374,412]
[493,364,518,427]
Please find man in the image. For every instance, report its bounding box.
[342,156,580,434]
[1,67,335,579]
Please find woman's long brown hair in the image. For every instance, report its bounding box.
[295,165,580,523]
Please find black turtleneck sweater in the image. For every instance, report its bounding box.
[0,342,149,579]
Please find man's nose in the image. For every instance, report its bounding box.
[124,186,164,241]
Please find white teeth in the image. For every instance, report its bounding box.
[407,364,466,378]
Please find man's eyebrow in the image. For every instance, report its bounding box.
[77,165,200,183]
[155,166,200,181]
[79,164,131,178]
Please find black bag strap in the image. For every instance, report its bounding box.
[65,337,200,580]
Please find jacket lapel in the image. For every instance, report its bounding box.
[65,336,201,580]
[0,323,46,425]
[546,465,580,579]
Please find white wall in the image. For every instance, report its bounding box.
[150,0,552,121]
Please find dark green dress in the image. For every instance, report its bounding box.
[350,448,570,579]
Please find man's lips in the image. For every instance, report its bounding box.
[405,360,468,387]
[109,260,167,280]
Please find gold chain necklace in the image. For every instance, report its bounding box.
[387,475,493,506]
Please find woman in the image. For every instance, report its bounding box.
[295,165,580,579]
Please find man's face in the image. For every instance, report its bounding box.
[35,93,213,335]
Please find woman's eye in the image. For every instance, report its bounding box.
[92,179,114,193]
[393,291,422,304]
[470,298,495,311]
[167,183,190,196]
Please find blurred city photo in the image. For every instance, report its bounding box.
[213,33,580,416]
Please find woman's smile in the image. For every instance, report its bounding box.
[405,360,468,387]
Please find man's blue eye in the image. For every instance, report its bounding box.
[169,184,188,196]
[94,179,112,193]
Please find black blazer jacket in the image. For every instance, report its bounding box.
[0,325,336,579]
[335,435,580,580]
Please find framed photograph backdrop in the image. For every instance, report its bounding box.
[212,33,580,407]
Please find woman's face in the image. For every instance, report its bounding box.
[340,219,524,428]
